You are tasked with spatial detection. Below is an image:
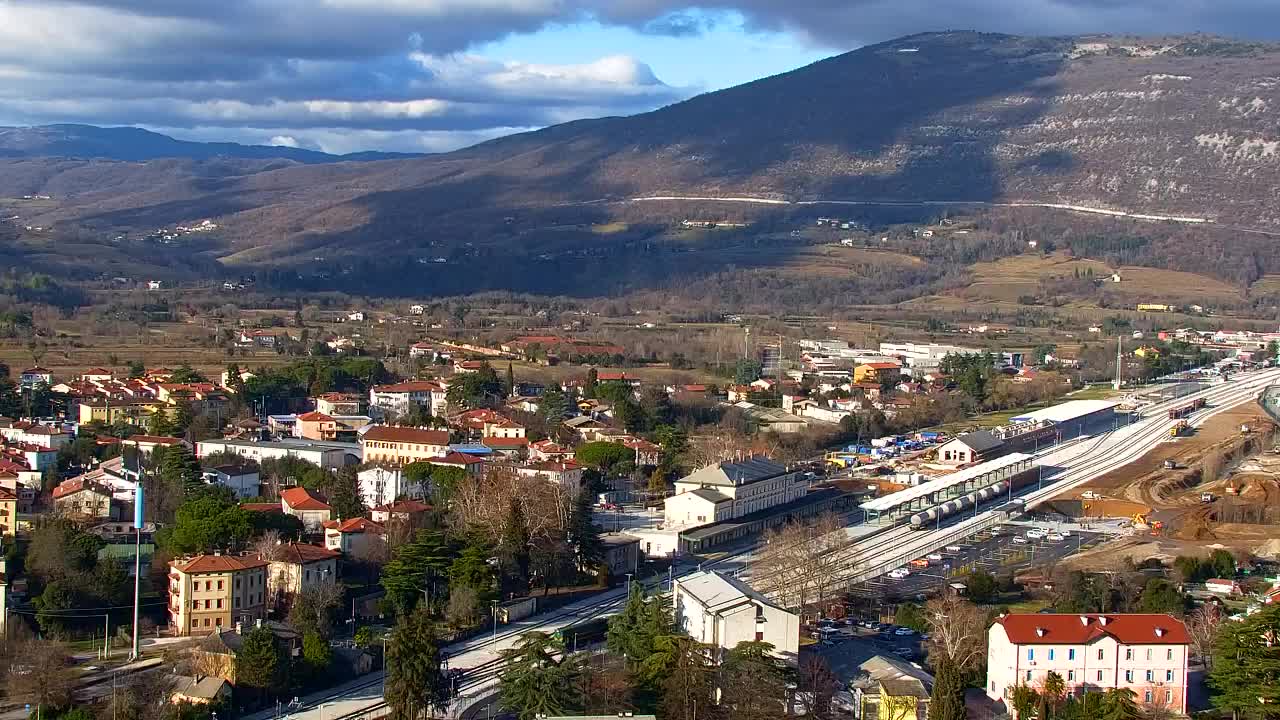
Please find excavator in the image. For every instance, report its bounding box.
[1131,513,1164,535]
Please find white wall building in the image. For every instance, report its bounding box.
[195,438,361,471]
[879,342,981,374]
[356,466,425,508]
[663,458,807,529]
[673,570,800,664]
[368,381,444,419]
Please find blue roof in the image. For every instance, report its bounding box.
[449,444,493,456]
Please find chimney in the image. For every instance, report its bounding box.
[256,618,264,628]
[213,548,221,556]
[1035,627,1046,637]
[1080,615,1090,626]
[1155,627,1166,637]
[1098,616,1110,626]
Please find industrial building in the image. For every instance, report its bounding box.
[1008,399,1120,439]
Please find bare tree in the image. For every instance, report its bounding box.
[288,582,346,637]
[751,512,847,612]
[445,585,482,630]
[925,596,989,673]
[252,529,283,562]
[3,639,75,711]
[1186,603,1224,669]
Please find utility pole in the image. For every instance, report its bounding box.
[129,481,144,661]
[1113,336,1123,391]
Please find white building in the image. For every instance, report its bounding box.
[356,466,425,508]
[673,570,800,664]
[986,613,1190,715]
[195,438,361,471]
[369,381,445,418]
[663,458,807,529]
[879,342,981,374]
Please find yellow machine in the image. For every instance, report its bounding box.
[1170,420,1190,438]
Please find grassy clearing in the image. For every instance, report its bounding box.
[590,222,629,234]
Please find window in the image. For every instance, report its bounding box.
[217,580,224,590]
[1048,649,1055,661]
[192,620,198,628]
[1166,670,1174,682]
[1068,649,1075,661]
[1025,670,1032,682]
[1144,691,1152,703]
[1125,670,1134,683]
[215,617,223,627]
[216,599,223,609]
[1027,649,1035,661]
[755,631,764,642]
[203,618,211,627]
[235,578,241,590]
[204,581,212,591]
[1067,670,1075,681]
[204,600,211,610]
[1097,649,1104,660]
[1096,670,1103,682]
[1146,649,1152,661]
[1167,648,1173,661]
[1165,690,1172,703]
[1145,670,1154,682]
[1125,648,1133,660]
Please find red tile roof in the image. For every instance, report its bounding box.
[297,411,335,422]
[323,517,384,534]
[123,435,184,446]
[275,542,341,564]
[862,362,902,370]
[372,499,432,514]
[430,451,485,466]
[0,486,16,501]
[521,461,582,472]
[173,554,268,574]
[52,477,112,499]
[994,613,1189,645]
[241,502,283,513]
[280,487,331,512]
[363,426,450,445]
[481,436,529,450]
[372,381,443,393]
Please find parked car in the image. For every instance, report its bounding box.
[1011,536,1028,545]
[926,553,944,562]
[895,627,916,636]
[1046,533,1065,542]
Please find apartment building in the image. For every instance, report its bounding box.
[369,381,444,418]
[0,486,16,537]
[986,613,1189,715]
[280,487,332,532]
[266,543,340,609]
[169,554,268,636]
[673,570,800,664]
[360,426,450,465]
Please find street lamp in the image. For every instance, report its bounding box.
[491,601,499,647]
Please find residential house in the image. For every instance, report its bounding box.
[986,613,1190,715]
[296,412,340,441]
[280,487,332,532]
[481,436,529,459]
[936,430,1006,465]
[52,477,115,519]
[19,367,53,389]
[195,438,361,471]
[356,465,425,508]
[851,655,934,720]
[265,543,340,610]
[80,368,115,382]
[370,499,433,525]
[323,517,385,556]
[453,360,486,374]
[516,461,584,492]
[0,421,71,450]
[0,486,16,537]
[529,440,574,462]
[408,342,441,360]
[563,415,610,441]
[190,620,301,681]
[369,380,443,418]
[853,362,903,384]
[121,435,188,456]
[169,676,232,706]
[426,451,485,476]
[168,553,268,636]
[361,426,450,465]
[1204,578,1242,595]
[623,438,662,466]
[672,570,800,664]
[663,457,807,529]
[313,393,366,416]
[204,463,261,500]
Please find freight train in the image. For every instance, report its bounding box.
[1167,397,1207,420]
[908,467,1040,530]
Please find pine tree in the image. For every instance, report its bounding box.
[647,635,715,720]
[499,632,583,720]
[499,498,531,597]
[381,530,455,615]
[606,582,648,661]
[719,641,790,720]
[235,627,285,699]
[323,465,367,520]
[506,363,516,398]
[158,444,204,496]
[585,368,598,399]
[567,490,603,573]
[385,608,449,720]
[928,659,968,720]
[1209,603,1280,717]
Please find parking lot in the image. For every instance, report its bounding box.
[846,524,1106,601]
[801,618,928,679]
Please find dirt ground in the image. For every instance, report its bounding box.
[1049,402,1280,558]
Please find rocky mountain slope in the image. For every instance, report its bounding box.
[3,32,1280,289]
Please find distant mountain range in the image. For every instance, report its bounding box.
[0,124,420,163]
[4,32,1280,298]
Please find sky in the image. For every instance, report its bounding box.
[0,1,1278,155]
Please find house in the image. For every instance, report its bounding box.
[1134,346,1162,359]
[529,439,574,462]
[851,655,934,720]
[80,368,114,382]
[347,310,366,322]
[564,415,610,441]
[280,487,332,532]
[516,461,584,491]
[356,466,425,508]
[19,367,53,389]
[426,451,485,476]
[191,620,301,681]
[196,438,361,471]
[1204,578,1242,595]
[323,517,385,556]
[986,613,1190,715]
[481,436,529,459]
[296,411,340,441]
[370,499,433,525]
[664,457,807,530]
[600,533,640,578]
[0,486,16,537]
[936,430,1005,465]
[121,435,188,456]
[313,393,366,416]
[408,342,440,360]
[672,570,799,664]
[169,675,232,705]
[409,304,426,315]
[204,463,261,499]
[265,543,340,609]
[854,362,902,384]
[369,381,444,418]
[0,422,71,450]
[168,553,268,636]
[453,360,486,374]
[361,426,450,465]
[623,438,663,466]
[52,477,115,519]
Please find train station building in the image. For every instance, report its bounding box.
[860,453,1038,524]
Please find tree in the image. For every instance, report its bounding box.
[614,397,646,434]
[647,635,716,720]
[1187,603,1223,669]
[1208,548,1237,579]
[155,490,252,554]
[538,387,570,422]
[301,630,333,682]
[4,640,76,712]
[127,360,146,378]
[567,489,603,573]
[322,466,367,520]
[156,444,204,497]
[924,596,987,673]
[584,368,598,398]
[445,584,483,629]
[796,654,839,720]
[734,358,762,385]
[506,363,516,397]
[718,641,790,720]
[928,659,967,720]
[381,530,454,615]
[445,362,503,409]
[288,583,345,638]
[235,626,285,699]
[964,570,998,604]
[449,540,496,597]
[499,632,583,720]
[1209,602,1280,718]
[574,442,633,474]
[1139,578,1187,615]
[1037,670,1066,720]
[385,608,449,720]
[895,603,928,633]
[752,512,846,613]
[498,499,532,598]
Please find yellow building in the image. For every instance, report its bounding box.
[1137,303,1175,313]
[360,426,450,465]
[77,400,167,426]
[1134,346,1162,358]
[854,362,903,384]
[168,554,268,636]
[0,486,16,537]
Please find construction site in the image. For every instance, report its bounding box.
[1046,401,1280,571]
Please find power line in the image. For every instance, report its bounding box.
[9,599,168,616]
